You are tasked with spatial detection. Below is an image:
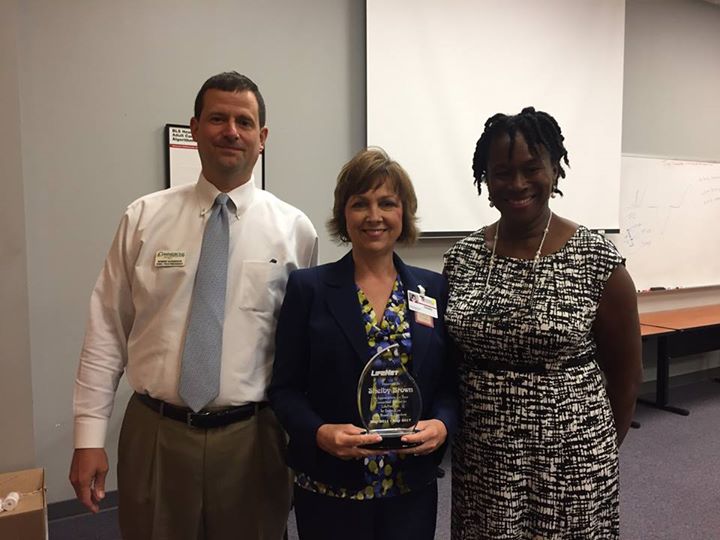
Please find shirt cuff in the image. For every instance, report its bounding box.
[74,418,109,448]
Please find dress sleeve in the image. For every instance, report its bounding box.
[584,230,626,303]
[594,233,624,283]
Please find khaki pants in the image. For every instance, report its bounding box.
[117,393,292,540]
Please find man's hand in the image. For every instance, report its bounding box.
[69,448,109,513]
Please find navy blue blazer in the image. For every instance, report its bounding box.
[269,251,458,490]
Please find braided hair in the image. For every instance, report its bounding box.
[471,106,570,196]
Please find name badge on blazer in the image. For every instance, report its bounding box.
[408,287,438,327]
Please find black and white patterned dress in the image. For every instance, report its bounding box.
[444,226,622,540]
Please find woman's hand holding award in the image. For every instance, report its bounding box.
[356,343,422,450]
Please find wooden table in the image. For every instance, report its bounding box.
[640,324,674,337]
[638,304,720,415]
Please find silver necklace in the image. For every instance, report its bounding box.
[484,211,553,292]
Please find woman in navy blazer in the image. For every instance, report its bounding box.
[269,148,458,540]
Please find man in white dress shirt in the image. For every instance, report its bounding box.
[69,72,318,540]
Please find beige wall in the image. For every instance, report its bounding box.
[0,0,35,472]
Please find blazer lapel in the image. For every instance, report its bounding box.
[394,254,432,379]
[324,252,372,365]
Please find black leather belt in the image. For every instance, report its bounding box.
[135,392,268,429]
[472,353,594,374]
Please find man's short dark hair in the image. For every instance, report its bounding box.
[194,71,266,126]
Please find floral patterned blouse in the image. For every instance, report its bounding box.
[295,277,414,500]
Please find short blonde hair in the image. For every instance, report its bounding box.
[327,147,419,245]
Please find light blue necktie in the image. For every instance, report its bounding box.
[179,193,230,412]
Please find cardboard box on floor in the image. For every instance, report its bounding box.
[0,468,48,540]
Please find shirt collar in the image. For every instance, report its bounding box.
[194,174,257,219]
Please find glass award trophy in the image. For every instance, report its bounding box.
[357,343,422,450]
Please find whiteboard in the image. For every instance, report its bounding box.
[613,156,720,291]
[164,124,264,189]
[367,0,625,235]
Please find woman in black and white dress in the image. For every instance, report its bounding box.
[444,107,643,539]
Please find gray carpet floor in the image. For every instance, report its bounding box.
[48,379,720,539]
[618,379,720,540]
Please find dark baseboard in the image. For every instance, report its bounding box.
[48,490,118,521]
